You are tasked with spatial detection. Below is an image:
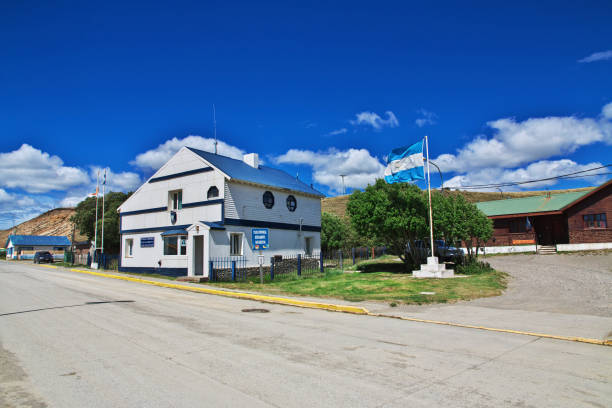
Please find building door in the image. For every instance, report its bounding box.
[193,236,204,276]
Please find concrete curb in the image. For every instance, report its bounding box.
[29,263,611,347]
[67,268,369,315]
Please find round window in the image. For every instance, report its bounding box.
[263,191,274,209]
[286,195,297,212]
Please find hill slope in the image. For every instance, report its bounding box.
[0,208,87,246]
[321,187,595,218]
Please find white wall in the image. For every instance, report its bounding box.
[121,233,188,270]
[460,245,537,255]
[224,181,321,226]
[557,242,612,251]
[209,226,321,267]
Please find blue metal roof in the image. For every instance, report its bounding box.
[160,229,188,236]
[187,147,325,197]
[201,221,225,230]
[6,235,71,247]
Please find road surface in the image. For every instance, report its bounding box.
[1,261,611,407]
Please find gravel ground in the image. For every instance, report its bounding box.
[474,252,612,317]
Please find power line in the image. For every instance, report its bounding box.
[451,164,611,190]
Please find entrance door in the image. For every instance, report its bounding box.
[193,236,204,276]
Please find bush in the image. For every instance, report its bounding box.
[456,260,494,275]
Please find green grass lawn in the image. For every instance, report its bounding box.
[208,259,507,305]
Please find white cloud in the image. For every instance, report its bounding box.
[0,144,90,194]
[434,103,612,174]
[415,109,437,127]
[0,188,55,229]
[275,148,385,193]
[350,111,399,130]
[90,167,141,192]
[326,128,348,136]
[445,159,607,191]
[131,135,246,171]
[578,50,612,63]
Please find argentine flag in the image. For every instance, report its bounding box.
[384,140,425,183]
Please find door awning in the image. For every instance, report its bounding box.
[161,229,188,236]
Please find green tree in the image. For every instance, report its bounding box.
[432,192,492,262]
[71,191,131,254]
[321,212,348,252]
[347,179,429,270]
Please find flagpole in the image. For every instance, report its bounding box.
[101,168,106,256]
[93,170,99,268]
[425,135,434,257]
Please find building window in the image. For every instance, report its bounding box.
[207,186,219,199]
[163,235,187,255]
[125,239,133,257]
[509,219,527,233]
[230,233,242,256]
[263,191,274,209]
[583,213,607,229]
[304,237,312,256]
[169,190,182,210]
[286,195,297,212]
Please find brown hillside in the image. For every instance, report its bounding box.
[321,187,595,218]
[0,208,87,246]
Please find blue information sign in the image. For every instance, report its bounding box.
[251,228,269,250]
[140,237,155,248]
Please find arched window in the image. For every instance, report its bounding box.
[207,186,219,199]
[263,191,274,209]
[286,195,297,212]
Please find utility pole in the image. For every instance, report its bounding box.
[213,104,218,154]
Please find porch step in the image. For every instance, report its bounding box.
[537,245,557,255]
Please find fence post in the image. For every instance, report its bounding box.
[209,260,214,281]
[270,257,275,281]
[297,254,301,276]
[231,261,236,281]
[352,247,355,265]
[339,250,343,271]
[320,252,324,274]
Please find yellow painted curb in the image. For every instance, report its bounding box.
[38,264,58,269]
[368,313,612,347]
[67,268,369,315]
[44,265,609,347]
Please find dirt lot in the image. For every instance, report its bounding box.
[477,252,612,317]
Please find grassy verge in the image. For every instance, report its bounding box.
[208,259,507,305]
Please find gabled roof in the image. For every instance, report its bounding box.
[476,191,590,217]
[187,147,324,197]
[6,235,71,248]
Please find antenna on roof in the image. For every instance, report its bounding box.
[213,104,218,154]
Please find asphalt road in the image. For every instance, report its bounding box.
[1,261,611,407]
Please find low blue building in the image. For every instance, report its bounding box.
[5,235,71,260]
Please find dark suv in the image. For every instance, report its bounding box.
[33,251,54,264]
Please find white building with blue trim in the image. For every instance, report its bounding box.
[5,235,71,260]
[117,147,324,277]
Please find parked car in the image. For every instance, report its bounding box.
[434,240,464,262]
[33,251,54,264]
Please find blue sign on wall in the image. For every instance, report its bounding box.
[140,237,155,248]
[252,228,269,250]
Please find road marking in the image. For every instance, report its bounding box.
[38,264,58,269]
[29,263,611,347]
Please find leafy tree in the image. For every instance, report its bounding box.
[321,212,348,252]
[71,192,131,254]
[347,179,428,270]
[432,192,492,262]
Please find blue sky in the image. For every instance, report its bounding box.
[1,0,611,229]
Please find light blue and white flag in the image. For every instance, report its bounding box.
[384,140,425,183]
